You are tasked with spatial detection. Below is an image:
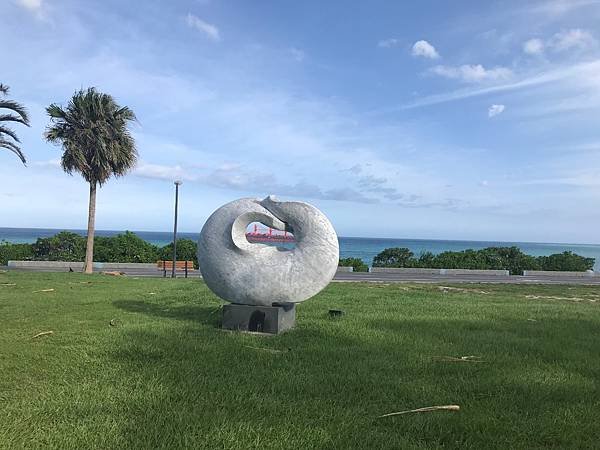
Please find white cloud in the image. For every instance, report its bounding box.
[523,38,544,55]
[16,0,42,12]
[411,40,440,59]
[378,38,399,48]
[523,29,596,55]
[31,159,61,168]
[288,47,305,62]
[430,64,512,83]
[134,162,190,181]
[488,104,505,117]
[550,28,596,51]
[185,13,220,42]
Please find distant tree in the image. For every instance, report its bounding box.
[372,247,415,267]
[45,88,137,273]
[0,84,30,164]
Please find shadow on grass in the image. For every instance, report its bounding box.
[113,299,222,328]
[106,312,600,449]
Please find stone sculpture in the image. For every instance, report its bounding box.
[198,195,339,332]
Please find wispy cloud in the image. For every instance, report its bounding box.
[288,47,305,62]
[134,161,381,204]
[523,29,596,55]
[523,38,544,55]
[15,0,46,19]
[185,13,220,42]
[488,104,505,117]
[390,60,600,110]
[378,38,399,48]
[430,64,512,83]
[16,0,42,13]
[551,28,596,51]
[411,40,440,59]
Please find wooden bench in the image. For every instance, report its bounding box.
[157,260,195,278]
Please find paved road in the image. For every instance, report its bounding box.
[3,265,600,285]
[334,271,600,285]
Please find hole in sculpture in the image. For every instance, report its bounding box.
[246,222,296,249]
[248,310,266,332]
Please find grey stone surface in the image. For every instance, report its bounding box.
[198,196,339,307]
[222,303,296,333]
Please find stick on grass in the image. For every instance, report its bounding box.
[32,331,53,339]
[378,405,460,418]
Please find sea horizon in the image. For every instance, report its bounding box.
[2,226,599,270]
[2,226,600,247]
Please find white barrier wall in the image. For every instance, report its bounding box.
[370,267,509,276]
[336,266,354,273]
[370,267,440,275]
[8,261,156,270]
[523,270,597,277]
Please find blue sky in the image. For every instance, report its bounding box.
[1,0,599,243]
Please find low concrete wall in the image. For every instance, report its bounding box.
[523,270,597,277]
[8,261,156,271]
[370,267,440,275]
[94,262,156,270]
[370,267,509,276]
[440,268,509,276]
[336,266,354,273]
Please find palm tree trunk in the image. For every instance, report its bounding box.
[83,182,97,274]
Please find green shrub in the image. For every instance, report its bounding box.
[94,231,160,263]
[372,248,415,268]
[31,231,86,261]
[158,239,198,269]
[538,251,594,272]
[0,241,34,265]
[372,246,595,275]
[339,257,369,272]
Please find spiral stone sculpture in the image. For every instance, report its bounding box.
[198,196,339,307]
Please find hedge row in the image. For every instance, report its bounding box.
[370,246,595,275]
[0,231,198,268]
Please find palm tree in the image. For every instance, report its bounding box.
[45,88,137,273]
[0,83,30,164]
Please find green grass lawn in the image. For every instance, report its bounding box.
[1,272,599,449]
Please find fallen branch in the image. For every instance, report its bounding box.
[33,288,55,293]
[244,345,287,354]
[1,283,16,286]
[433,355,484,363]
[378,405,460,418]
[32,331,53,339]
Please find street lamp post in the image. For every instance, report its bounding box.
[172,180,182,278]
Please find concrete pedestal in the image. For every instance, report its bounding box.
[222,303,296,334]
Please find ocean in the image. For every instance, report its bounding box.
[1,227,599,270]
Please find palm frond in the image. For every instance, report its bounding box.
[0,139,26,165]
[0,113,29,126]
[0,84,28,164]
[0,100,30,124]
[0,125,20,142]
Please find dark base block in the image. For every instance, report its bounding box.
[222,303,296,334]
